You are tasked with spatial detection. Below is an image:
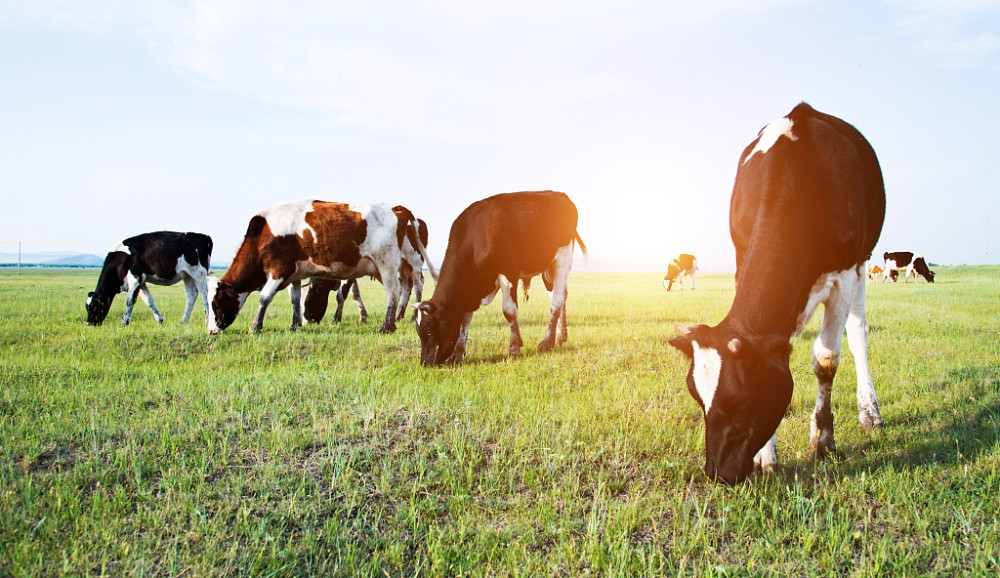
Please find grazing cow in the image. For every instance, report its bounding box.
[86,231,212,326]
[207,200,431,334]
[299,212,430,324]
[668,103,885,485]
[301,278,367,324]
[664,253,698,292]
[414,190,586,366]
[866,263,883,282]
[883,251,935,283]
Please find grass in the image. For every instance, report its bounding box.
[1,267,999,576]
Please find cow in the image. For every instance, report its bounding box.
[85,231,213,326]
[883,251,935,283]
[414,190,586,366]
[301,277,367,324]
[866,263,884,282]
[668,103,885,485]
[206,200,432,335]
[664,253,698,292]
[299,212,430,324]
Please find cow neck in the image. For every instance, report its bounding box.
[721,247,819,339]
[95,253,130,295]
[432,257,494,316]
[221,246,267,293]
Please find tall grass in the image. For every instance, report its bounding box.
[1,267,998,576]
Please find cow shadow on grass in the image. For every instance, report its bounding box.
[774,365,1000,483]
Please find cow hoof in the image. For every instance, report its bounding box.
[537,340,554,352]
[379,325,397,334]
[859,411,884,433]
[809,439,837,461]
[508,347,521,357]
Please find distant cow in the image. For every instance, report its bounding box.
[300,211,430,324]
[664,253,698,292]
[883,251,935,283]
[669,103,885,485]
[207,200,432,334]
[415,191,586,366]
[867,264,884,282]
[86,231,213,326]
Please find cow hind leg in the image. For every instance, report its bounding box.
[847,277,883,432]
[288,281,302,331]
[378,271,401,334]
[539,245,573,352]
[498,275,523,356]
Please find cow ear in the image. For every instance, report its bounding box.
[668,326,694,357]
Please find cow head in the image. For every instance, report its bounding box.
[85,292,114,326]
[663,263,680,292]
[414,301,461,366]
[206,276,248,334]
[669,324,793,485]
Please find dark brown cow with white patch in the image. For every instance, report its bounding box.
[668,103,885,485]
[415,191,586,366]
[207,200,430,334]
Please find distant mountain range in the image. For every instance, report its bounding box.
[1,251,660,272]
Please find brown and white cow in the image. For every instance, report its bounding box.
[883,251,935,283]
[414,191,586,366]
[86,231,213,326]
[299,211,431,324]
[207,200,431,334]
[664,253,698,292]
[668,103,885,485]
[866,263,884,282]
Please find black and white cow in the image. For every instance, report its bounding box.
[207,200,432,334]
[86,231,213,326]
[883,251,935,283]
[664,253,698,292]
[668,103,885,485]
[414,191,586,366]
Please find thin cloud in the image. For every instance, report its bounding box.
[891,0,1000,69]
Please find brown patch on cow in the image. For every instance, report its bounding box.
[221,215,270,292]
[302,202,366,267]
[392,205,415,248]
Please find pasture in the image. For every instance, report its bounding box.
[1,267,998,576]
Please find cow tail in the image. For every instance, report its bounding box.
[574,231,588,267]
[409,219,439,283]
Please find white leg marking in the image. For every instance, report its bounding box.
[846,275,883,431]
[498,274,522,356]
[250,276,284,333]
[540,244,573,351]
[754,434,777,472]
[181,277,198,323]
[138,285,164,325]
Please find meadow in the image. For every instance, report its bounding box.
[1,267,998,577]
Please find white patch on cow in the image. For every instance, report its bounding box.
[691,342,722,414]
[743,116,797,165]
[108,242,129,254]
[259,199,319,239]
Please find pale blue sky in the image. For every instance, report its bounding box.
[2,1,998,270]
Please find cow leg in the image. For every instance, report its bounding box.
[690,270,696,290]
[288,280,302,331]
[249,277,283,334]
[333,282,347,323]
[446,311,475,365]
[121,274,142,325]
[378,269,401,334]
[181,277,198,324]
[410,271,424,321]
[556,301,568,345]
[137,285,165,325]
[539,245,573,352]
[194,269,210,321]
[498,274,523,356]
[809,275,858,460]
[352,280,368,323]
[846,276,883,432]
[397,266,413,321]
[753,433,778,473]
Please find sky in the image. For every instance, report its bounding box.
[2,0,999,270]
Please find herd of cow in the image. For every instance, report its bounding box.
[83,103,932,484]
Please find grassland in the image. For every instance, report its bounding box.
[1,267,998,576]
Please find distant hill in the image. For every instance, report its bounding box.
[0,252,104,267]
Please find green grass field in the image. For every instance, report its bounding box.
[1,267,998,576]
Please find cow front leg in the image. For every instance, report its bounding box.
[180,277,198,323]
[809,277,856,460]
[498,275,523,356]
[446,312,474,365]
[555,302,568,345]
[847,277,883,432]
[288,281,302,331]
[249,277,283,334]
[754,433,778,473]
[539,245,572,352]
